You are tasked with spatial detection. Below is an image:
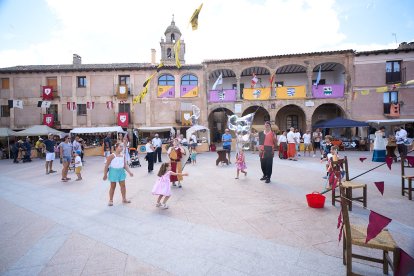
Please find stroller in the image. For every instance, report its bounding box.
[129,148,141,168]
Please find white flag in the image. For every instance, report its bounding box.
[14,100,23,109]
[314,65,322,86]
[41,101,51,108]
[212,73,223,90]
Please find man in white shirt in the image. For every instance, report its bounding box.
[294,129,301,157]
[302,130,312,157]
[146,138,155,173]
[152,133,163,163]
[395,126,408,158]
[190,133,197,149]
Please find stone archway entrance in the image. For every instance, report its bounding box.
[275,105,306,132]
[208,108,234,143]
[311,103,345,126]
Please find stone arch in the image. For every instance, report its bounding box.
[208,107,234,143]
[311,103,346,126]
[312,62,347,85]
[208,69,237,90]
[275,104,307,133]
[242,105,270,131]
[274,64,308,87]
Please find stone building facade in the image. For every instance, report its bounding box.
[1,20,413,140]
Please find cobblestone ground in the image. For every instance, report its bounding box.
[0,150,413,275]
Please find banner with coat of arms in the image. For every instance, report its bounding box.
[276,86,306,99]
[242,87,271,100]
[117,85,128,100]
[118,112,129,127]
[42,86,54,100]
[181,111,193,126]
[43,114,54,127]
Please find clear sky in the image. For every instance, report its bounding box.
[0,0,413,67]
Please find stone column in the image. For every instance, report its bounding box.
[306,64,313,98]
[236,76,241,100]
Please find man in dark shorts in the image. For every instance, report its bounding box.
[43,133,57,174]
[312,128,322,158]
[222,129,232,163]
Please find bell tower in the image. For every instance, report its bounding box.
[160,15,185,66]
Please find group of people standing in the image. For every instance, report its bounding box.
[278,128,324,161]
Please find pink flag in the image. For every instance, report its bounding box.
[406,156,414,167]
[251,73,258,88]
[337,210,342,229]
[366,211,392,243]
[385,156,393,170]
[337,210,343,242]
[374,181,384,195]
[396,249,414,276]
[359,157,367,162]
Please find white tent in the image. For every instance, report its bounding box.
[0,128,17,137]
[137,126,175,137]
[366,119,414,125]
[0,128,17,158]
[15,125,65,137]
[186,125,210,144]
[70,126,126,134]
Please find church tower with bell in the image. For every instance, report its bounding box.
[160,15,185,66]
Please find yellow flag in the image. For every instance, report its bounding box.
[189,3,203,30]
[174,40,181,69]
[360,89,370,95]
[156,62,164,72]
[376,86,388,93]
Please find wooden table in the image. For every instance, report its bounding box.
[216,149,229,165]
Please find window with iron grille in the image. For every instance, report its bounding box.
[1,105,10,117]
[77,104,87,116]
[383,91,398,114]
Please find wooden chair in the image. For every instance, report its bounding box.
[216,149,229,165]
[401,157,414,200]
[332,156,367,211]
[340,186,400,275]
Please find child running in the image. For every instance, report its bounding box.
[152,162,188,209]
[74,150,83,181]
[235,148,247,179]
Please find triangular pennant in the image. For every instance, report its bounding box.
[385,156,393,170]
[366,211,392,243]
[406,156,414,167]
[189,3,203,30]
[374,181,384,195]
[337,210,342,229]
[359,157,367,162]
[396,249,414,276]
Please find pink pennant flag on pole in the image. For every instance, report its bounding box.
[337,210,342,229]
[374,181,384,195]
[366,211,392,243]
[396,249,414,276]
[359,157,367,162]
[406,156,414,167]
[385,156,393,170]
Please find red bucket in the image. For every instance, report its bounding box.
[306,192,326,208]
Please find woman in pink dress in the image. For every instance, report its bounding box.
[152,162,188,209]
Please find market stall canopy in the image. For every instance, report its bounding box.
[15,125,65,136]
[70,126,126,134]
[0,128,17,137]
[366,118,414,125]
[314,117,369,128]
[137,126,175,136]
[186,125,210,144]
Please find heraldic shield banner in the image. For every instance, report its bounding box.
[118,112,129,127]
[43,114,54,127]
[42,86,54,100]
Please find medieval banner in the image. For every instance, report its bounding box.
[42,86,54,100]
[209,89,237,102]
[276,86,306,99]
[181,111,193,126]
[43,114,54,127]
[243,87,271,100]
[180,85,198,98]
[118,112,129,127]
[312,84,344,98]
[157,86,175,98]
[117,85,128,100]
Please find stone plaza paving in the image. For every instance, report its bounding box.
[0,150,413,275]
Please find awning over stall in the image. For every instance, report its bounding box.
[0,128,17,137]
[137,126,175,137]
[366,119,414,125]
[186,125,210,144]
[15,125,65,136]
[314,117,369,128]
[70,126,125,134]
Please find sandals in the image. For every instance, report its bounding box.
[122,200,131,204]
[108,200,113,206]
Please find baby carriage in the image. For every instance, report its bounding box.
[129,148,141,168]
